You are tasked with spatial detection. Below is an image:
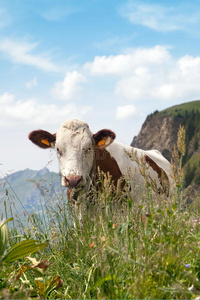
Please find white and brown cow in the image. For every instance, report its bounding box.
[29,119,173,202]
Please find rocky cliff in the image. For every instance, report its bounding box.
[131,113,179,161]
[131,100,200,187]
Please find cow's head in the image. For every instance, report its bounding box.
[29,119,115,191]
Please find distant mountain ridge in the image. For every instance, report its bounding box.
[0,167,64,218]
[131,100,200,187]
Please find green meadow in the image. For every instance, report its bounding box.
[1,126,200,299]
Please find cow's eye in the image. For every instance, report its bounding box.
[86,147,92,152]
[83,147,92,154]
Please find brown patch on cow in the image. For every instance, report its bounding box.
[94,148,125,188]
[29,130,56,149]
[145,155,169,194]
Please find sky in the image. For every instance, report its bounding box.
[1,0,200,176]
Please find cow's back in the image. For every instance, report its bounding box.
[105,141,173,192]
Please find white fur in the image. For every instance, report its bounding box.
[55,119,94,187]
[106,141,173,191]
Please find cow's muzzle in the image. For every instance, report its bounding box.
[64,175,82,189]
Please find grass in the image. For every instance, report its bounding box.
[161,99,200,117]
[1,126,200,299]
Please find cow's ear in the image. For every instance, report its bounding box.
[93,129,116,149]
[29,130,56,149]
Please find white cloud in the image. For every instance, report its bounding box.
[83,46,200,104]
[115,105,137,121]
[0,92,93,128]
[120,1,199,32]
[2,46,200,130]
[115,52,200,102]
[51,71,86,101]
[84,46,170,75]
[0,92,14,104]
[154,55,200,100]
[25,77,37,89]
[0,38,62,72]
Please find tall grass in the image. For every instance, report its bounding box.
[1,126,200,299]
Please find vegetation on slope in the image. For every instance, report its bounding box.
[161,100,200,117]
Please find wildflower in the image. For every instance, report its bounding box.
[112,224,117,228]
[90,242,95,248]
[185,264,190,268]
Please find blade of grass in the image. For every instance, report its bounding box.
[1,239,48,263]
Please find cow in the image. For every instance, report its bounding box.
[28,119,173,204]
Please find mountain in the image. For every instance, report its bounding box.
[131,100,200,187]
[0,168,65,219]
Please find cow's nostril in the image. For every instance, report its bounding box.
[65,175,82,188]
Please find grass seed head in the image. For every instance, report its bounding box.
[177,124,186,156]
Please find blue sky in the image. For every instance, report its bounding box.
[1,0,200,175]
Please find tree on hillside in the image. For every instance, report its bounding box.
[184,162,196,187]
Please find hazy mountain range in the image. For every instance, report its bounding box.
[0,167,65,219]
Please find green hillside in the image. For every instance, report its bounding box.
[162,100,200,187]
[161,100,200,117]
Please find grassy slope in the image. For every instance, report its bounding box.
[161,100,200,117]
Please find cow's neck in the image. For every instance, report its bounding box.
[93,148,123,187]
